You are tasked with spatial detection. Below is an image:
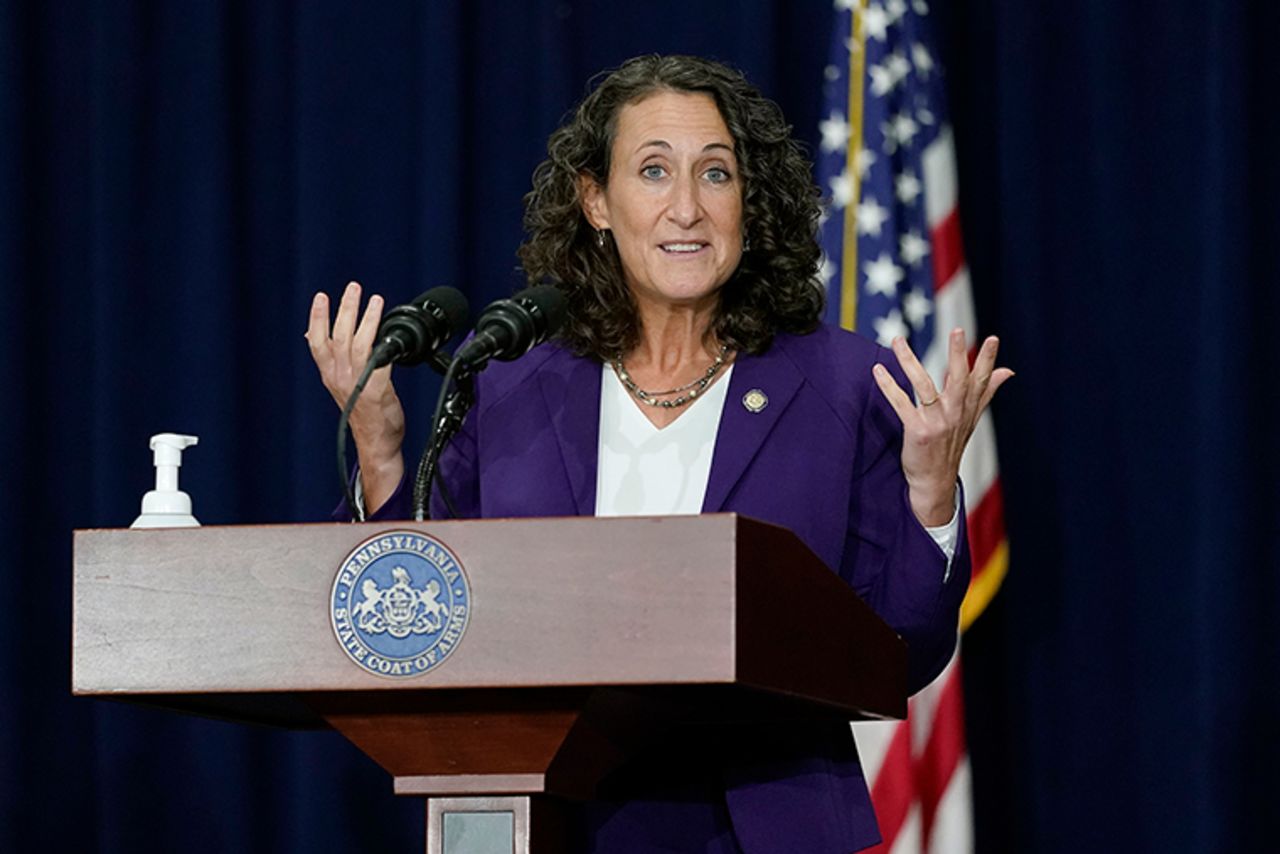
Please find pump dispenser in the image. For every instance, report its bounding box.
[131,433,200,528]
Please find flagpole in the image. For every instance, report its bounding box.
[839,0,868,332]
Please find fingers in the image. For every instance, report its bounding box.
[963,335,996,410]
[307,280,384,361]
[872,362,917,423]
[305,281,390,392]
[971,334,999,379]
[353,293,384,358]
[967,336,1008,411]
[890,336,940,406]
[978,366,1015,412]
[305,282,403,430]
[887,330,1014,510]
[332,281,362,345]
[943,328,968,398]
[306,292,332,364]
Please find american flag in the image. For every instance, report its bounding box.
[816,1,1010,851]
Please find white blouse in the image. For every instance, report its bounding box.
[594,363,734,517]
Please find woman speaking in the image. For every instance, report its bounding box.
[307,54,1009,854]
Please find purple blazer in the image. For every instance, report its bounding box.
[372,325,970,853]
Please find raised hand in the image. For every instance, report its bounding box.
[305,281,406,514]
[872,329,1013,527]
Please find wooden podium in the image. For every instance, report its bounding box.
[72,514,907,853]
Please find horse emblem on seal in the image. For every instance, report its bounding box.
[351,567,451,637]
[330,530,471,678]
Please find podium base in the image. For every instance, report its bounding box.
[427,795,568,854]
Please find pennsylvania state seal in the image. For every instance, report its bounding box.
[330,530,471,678]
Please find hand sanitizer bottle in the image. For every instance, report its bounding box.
[131,433,201,528]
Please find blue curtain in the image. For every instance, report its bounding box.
[936,0,1280,850]
[2,0,1275,850]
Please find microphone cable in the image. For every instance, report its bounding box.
[337,358,381,523]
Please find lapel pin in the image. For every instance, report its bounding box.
[742,389,768,413]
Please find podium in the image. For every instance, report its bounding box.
[72,514,907,853]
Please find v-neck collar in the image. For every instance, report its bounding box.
[603,362,735,434]
[534,341,805,516]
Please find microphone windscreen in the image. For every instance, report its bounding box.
[518,284,568,333]
[416,285,470,332]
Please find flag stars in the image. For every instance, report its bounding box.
[870,51,911,97]
[864,251,905,296]
[912,43,935,77]
[816,0,955,378]
[870,63,898,97]
[895,172,922,204]
[886,51,912,85]
[830,168,855,209]
[856,198,891,237]
[899,230,930,266]
[882,112,919,152]
[873,309,910,346]
[855,147,877,178]
[819,110,852,154]
[903,288,933,329]
[818,254,837,290]
[861,3,890,41]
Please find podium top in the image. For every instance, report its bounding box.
[72,514,906,726]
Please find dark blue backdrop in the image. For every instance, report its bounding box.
[2,1,1276,851]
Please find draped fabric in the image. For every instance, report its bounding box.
[1,1,1276,852]
[936,0,1280,850]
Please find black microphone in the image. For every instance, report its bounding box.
[369,286,470,369]
[452,285,568,371]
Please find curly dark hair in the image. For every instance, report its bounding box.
[518,54,824,359]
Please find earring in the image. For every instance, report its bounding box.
[596,229,607,248]
[742,234,751,252]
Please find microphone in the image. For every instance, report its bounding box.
[369,286,470,370]
[452,285,568,371]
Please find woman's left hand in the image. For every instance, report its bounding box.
[872,329,1013,527]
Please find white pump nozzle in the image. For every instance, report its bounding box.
[131,433,201,529]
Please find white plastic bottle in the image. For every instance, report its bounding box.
[131,433,201,528]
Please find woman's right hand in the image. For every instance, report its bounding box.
[306,281,406,515]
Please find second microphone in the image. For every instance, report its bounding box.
[452,285,568,372]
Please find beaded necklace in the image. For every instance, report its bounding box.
[610,344,732,409]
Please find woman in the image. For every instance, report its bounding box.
[307,55,1010,853]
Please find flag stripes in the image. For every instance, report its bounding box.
[859,658,973,854]
[930,210,963,294]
